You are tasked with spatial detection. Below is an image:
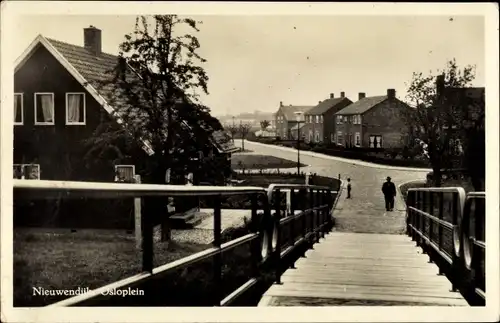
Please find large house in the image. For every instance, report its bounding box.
[334,89,412,148]
[275,102,313,140]
[301,92,353,144]
[13,26,238,184]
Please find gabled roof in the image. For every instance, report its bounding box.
[306,97,352,115]
[278,105,313,120]
[335,96,387,115]
[14,34,232,155]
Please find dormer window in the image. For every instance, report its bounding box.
[66,93,86,125]
[34,93,55,125]
[14,93,23,125]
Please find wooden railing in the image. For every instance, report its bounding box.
[406,187,486,306]
[13,179,338,307]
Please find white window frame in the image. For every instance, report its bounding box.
[330,133,334,143]
[315,131,320,143]
[115,165,136,183]
[34,92,55,125]
[315,115,319,123]
[320,115,323,123]
[14,163,40,180]
[337,131,343,145]
[65,92,86,125]
[14,93,24,125]
[355,132,361,147]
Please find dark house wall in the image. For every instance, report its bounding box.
[362,98,411,149]
[323,99,353,144]
[14,44,147,182]
[275,107,287,139]
[13,44,146,230]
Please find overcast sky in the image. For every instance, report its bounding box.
[12,14,485,116]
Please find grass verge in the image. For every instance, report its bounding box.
[231,154,306,170]
[14,229,209,307]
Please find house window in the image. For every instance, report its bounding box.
[337,131,343,145]
[320,115,323,123]
[14,93,23,125]
[355,132,361,147]
[369,135,383,148]
[34,93,55,125]
[356,115,362,124]
[330,133,334,143]
[13,164,40,180]
[115,165,136,183]
[315,131,320,143]
[66,93,86,125]
[308,130,313,142]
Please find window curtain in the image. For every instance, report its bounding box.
[40,95,53,122]
[14,95,19,122]
[67,94,81,122]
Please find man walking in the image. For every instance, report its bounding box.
[382,176,396,211]
[346,178,352,199]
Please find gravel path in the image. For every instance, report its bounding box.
[171,209,250,245]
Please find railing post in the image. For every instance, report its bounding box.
[274,189,282,284]
[427,191,434,258]
[300,188,307,241]
[250,194,261,278]
[213,195,222,306]
[289,189,296,247]
[141,198,154,273]
[450,192,460,292]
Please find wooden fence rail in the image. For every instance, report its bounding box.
[406,187,486,306]
[13,179,338,307]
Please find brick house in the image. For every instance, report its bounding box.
[334,89,412,148]
[274,102,313,140]
[13,26,238,184]
[302,92,352,144]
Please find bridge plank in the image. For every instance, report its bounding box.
[259,232,468,306]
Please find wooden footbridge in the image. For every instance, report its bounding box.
[14,180,485,307]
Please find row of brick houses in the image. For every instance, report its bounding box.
[274,89,413,149]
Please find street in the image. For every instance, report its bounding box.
[238,140,429,234]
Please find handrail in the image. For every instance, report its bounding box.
[405,187,486,306]
[13,179,266,198]
[14,180,336,307]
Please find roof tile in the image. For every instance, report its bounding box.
[335,96,387,115]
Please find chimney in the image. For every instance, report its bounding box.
[436,74,445,97]
[319,100,322,104]
[387,89,396,99]
[358,92,366,100]
[84,26,102,55]
[340,92,345,98]
[330,93,334,99]
[280,101,283,107]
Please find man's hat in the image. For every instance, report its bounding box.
[387,176,391,181]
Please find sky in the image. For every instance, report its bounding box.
[12,14,485,117]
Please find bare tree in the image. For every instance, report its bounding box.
[404,58,479,187]
[239,122,252,151]
[224,123,239,142]
[84,15,222,241]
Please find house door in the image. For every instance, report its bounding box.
[348,134,353,147]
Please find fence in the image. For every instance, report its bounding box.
[405,187,486,306]
[13,179,338,307]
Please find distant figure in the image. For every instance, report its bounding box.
[346,178,352,199]
[382,176,396,211]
